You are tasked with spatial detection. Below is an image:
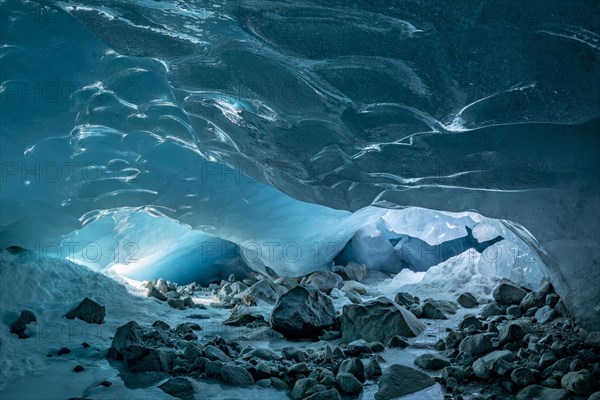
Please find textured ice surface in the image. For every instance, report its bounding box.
[0,0,598,329]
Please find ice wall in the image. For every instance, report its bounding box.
[0,1,598,330]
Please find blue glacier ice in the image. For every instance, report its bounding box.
[0,0,598,331]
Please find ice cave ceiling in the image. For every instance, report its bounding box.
[0,0,599,330]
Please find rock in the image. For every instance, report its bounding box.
[10,310,36,339]
[493,282,527,305]
[270,377,289,389]
[511,367,536,387]
[414,353,451,370]
[375,364,435,400]
[520,290,546,311]
[57,347,71,356]
[589,392,600,400]
[341,280,368,295]
[305,389,341,400]
[480,303,504,318]
[183,343,204,360]
[182,297,194,307]
[546,293,560,308]
[344,290,362,304]
[248,361,271,380]
[459,315,482,332]
[516,385,571,400]
[147,286,167,301]
[336,372,363,394]
[368,341,385,352]
[441,366,467,382]
[409,303,423,318]
[424,299,459,314]
[455,352,475,367]
[220,365,254,386]
[152,320,171,330]
[65,298,105,324]
[73,365,84,372]
[339,358,365,381]
[341,297,426,343]
[168,298,186,310]
[204,345,230,362]
[472,350,515,379]
[159,377,195,400]
[366,358,382,378]
[422,302,447,319]
[346,339,371,356]
[334,262,368,282]
[561,370,594,396]
[535,306,556,324]
[223,306,266,326]
[288,362,311,376]
[585,331,600,348]
[499,322,525,345]
[539,350,558,370]
[292,378,318,400]
[256,378,271,388]
[507,305,522,317]
[244,347,281,361]
[204,360,223,376]
[271,286,335,338]
[444,330,465,349]
[457,292,478,308]
[458,334,493,356]
[387,335,409,348]
[282,347,307,362]
[394,292,417,308]
[240,326,284,341]
[320,330,341,341]
[243,280,287,305]
[303,271,343,294]
[108,321,175,372]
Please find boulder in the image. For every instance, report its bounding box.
[424,299,458,314]
[303,271,343,294]
[375,364,435,400]
[413,353,451,370]
[394,292,417,308]
[457,292,478,308]
[561,370,594,396]
[458,315,482,332]
[159,377,195,400]
[493,282,527,305]
[480,303,504,318]
[472,350,515,379]
[422,302,447,320]
[341,280,367,295]
[341,297,426,343]
[271,286,335,338]
[10,310,36,339]
[204,345,230,362]
[365,358,382,378]
[244,347,281,361]
[511,367,536,387]
[520,290,546,311]
[535,305,556,324]
[241,279,287,305]
[516,385,571,400]
[345,340,371,357]
[65,298,105,324]
[334,262,368,282]
[339,358,365,381]
[220,365,254,386]
[223,306,266,326]
[147,286,167,301]
[305,389,341,400]
[292,378,318,400]
[458,334,493,356]
[585,331,600,348]
[336,372,363,394]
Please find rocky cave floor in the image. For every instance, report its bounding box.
[4,261,600,400]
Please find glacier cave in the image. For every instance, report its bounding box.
[1,1,599,399]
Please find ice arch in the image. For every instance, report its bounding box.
[0,1,598,331]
